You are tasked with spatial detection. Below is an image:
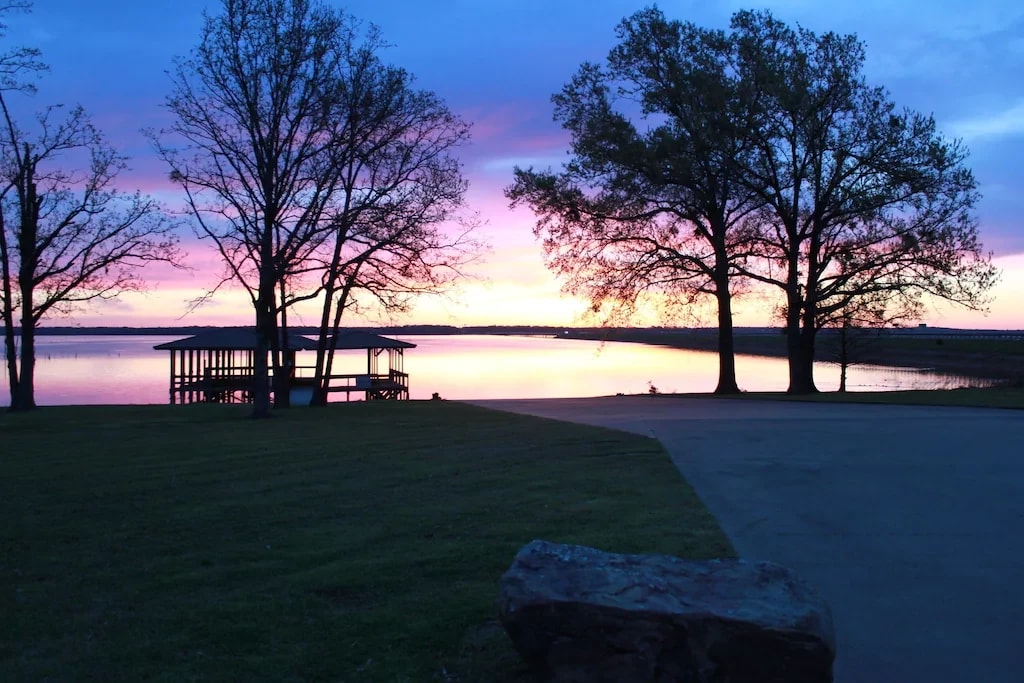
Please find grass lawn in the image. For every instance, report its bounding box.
[0,402,732,682]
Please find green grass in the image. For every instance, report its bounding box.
[0,402,732,682]
[875,335,1024,356]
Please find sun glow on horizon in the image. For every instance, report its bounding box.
[58,249,1024,331]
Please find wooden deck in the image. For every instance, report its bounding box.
[320,371,411,401]
[175,368,410,403]
[156,330,414,405]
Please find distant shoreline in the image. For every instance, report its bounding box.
[559,328,1023,385]
[15,323,1024,337]
[10,324,1024,384]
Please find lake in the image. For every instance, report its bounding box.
[0,334,993,407]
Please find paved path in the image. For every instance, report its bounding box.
[469,396,1024,682]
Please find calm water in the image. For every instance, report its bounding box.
[0,334,992,406]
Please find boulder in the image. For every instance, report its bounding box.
[497,540,835,683]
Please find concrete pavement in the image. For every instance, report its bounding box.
[469,396,1024,682]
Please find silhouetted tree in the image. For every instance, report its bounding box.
[0,0,42,410]
[732,10,996,393]
[0,2,42,92]
[158,0,477,413]
[507,7,763,394]
[0,2,181,412]
[299,29,475,406]
[158,0,362,415]
[818,306,887,392]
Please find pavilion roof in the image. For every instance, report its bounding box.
[331,330,417,350]
[153,328,415,351]
[153,329,319,351]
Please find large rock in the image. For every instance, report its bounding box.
[498,540,835,683]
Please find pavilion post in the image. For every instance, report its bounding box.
[169,349,176,405]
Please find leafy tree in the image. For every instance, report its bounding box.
[1,2,181,411]
[732,10,997,393]
[512,7,995,396]
[158,0,476,413]
[507,8,763,394]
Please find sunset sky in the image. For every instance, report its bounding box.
[7,0,1024,330]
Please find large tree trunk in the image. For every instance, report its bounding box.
[788,297,820,394]
[2,324,17,411]
[272,282,291,409]
[784,245,819,394]
[252,311,272,418]
[12,289,36,411]
[14,337,36,410]
[785,331,812,393]
[784,267,806,394]
[311,220,354,407]
[10,173,39,411]
[316,285,352,406]
[311,292,349,407]
[785,318,819,394]
[310,280,336,408]
[0,212,20,409]
[790,326,818,394]
[713,263,740,394]
[251,264,276,418]
[309,283,339,408]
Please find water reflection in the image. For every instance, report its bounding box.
[0,334,996,406]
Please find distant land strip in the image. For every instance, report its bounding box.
[9,324,1024,384]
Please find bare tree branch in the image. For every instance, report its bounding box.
[1,56,184,410]
[155,0,481,411]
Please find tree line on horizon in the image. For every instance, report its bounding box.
[1,1,996,412]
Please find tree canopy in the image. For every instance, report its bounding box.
[508,8,763,394]
[509,6,996,394]
[731,9,996,392]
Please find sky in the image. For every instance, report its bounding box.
[5,0,1024,330]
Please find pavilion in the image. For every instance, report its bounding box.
[154,329,416,404]
[326,330,416,401]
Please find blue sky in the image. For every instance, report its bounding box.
[6,0,1024,328]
